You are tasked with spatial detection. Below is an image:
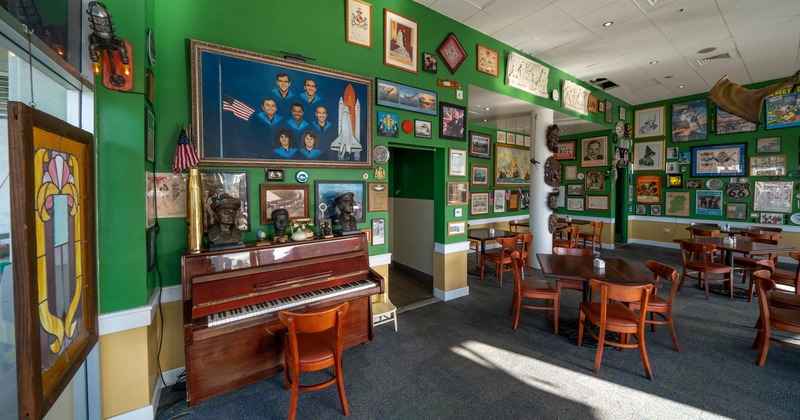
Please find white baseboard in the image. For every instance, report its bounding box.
[433,286,469,301]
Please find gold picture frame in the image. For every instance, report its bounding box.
[383,9,418,73]
[476,44,499,77]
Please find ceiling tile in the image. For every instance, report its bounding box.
[535,20,591,49]
[516,38,553,56]
[552,0,616,19]
[609,29,668,55]
[483,0,551,24]
[606,88,642,105]
[624,42,680,67]
[668,26,730,54]
[414,0,438,7]
[512,4,573,38]
[722,1,800,37]
[535,48,570,65]
[594,15,656,44]
[695,59,751,86]
[632,84,674,104]
[464,11,508,35]
[574,0,643,30]
[430,0,481,22]
[491,26,532,47]
[623,77,661,92]
[744,56,799,83]
[647,1,725,40]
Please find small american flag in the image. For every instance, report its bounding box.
[222,93,255,121]
[173,126,199,174]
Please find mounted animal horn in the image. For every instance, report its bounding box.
[708,70,800,125]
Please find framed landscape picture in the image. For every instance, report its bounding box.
[726,202,748,220]
[376,79,437,115]
[756,137,781,153]
[383,9,418,73]
[469,131,491,158]
[634,105,665,138]
[494,144,530,186]
[470,163,489,187]
[260,184,309,224]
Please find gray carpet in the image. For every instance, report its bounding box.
[156,244,799,419]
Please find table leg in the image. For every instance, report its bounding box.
[582,282,591,302]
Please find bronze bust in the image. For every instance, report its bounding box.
[207,197,243,245]
[335,192,358,232]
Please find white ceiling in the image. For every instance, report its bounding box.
[418,0,800,109]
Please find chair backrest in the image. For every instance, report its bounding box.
[690,222,719,227]
[496,236,518,258]
[689,227,719,238]
[509,220,520,232]
[279,302,349,336]
[589,279,653,320]
[754,272,776,325]
[645,260,679,303]
[741,231,780,240]
[680,240,716,267]
[510,251,524,293]
[517,233,532,257]
[589,221,604,237]
[564,226,580,247]
[789,251,800,286]
[553,246,593,256]
[750,225,783,233]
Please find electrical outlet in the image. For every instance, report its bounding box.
[662,228,670,233]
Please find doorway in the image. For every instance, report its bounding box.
[614,166,629,244]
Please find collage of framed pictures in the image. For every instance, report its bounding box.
[634,105,665,139]
[377,79,437,115]
[383,9,418,73]
[469,131,491,158]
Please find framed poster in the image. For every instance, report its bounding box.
[671,98,707,142]
[190,40,373,168]
[149,172,188,219]
[696,190,723,216]
[440,102,466,140]
[585,171,604,191]
[437,32,467,74]
[201,171,250,232]
[715,107,757,134]
[633,140,665,171]
[449,148,467,176]
[145,107,155,163]
[494,144,530,186]
[368,182,389,212]
[757,137,781,153]
[564,165,578,180]
[448,221,467,236]
[346,0,372,48]
[665,191,690,216]
[260,184,309,224]
[766,90,800,130]
[496,131,506,144]
[376,79,437,115]
[383,9,418,73]
[604,100,613,124]
[691,143,746,177]
[567,197,584,212]
[587,195,610,211]
[476,44,499,76]
[635,174,662,204]
[753,181,792,212]
[581,136,607,167]
[315,181,366,222]
[447,182,468,205]
[470,163,489,187]
[567,184,584,196]
[469,131,491,159]
[505,51,549,98]
[726,202,748,220]
[372,218,386,245]
[634,105,665,138]
[555,140,576,160]
[470,192,489,215]
[494,189,506,212]
[414,119,432,138]
[749,155,786,176]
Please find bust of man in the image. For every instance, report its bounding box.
[335,192,357,232]
[272,208,290,243]
[207,197,242,245]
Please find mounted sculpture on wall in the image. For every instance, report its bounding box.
[708,69,800,124]
[547,190,560,211]
[543,156,561,188]
[546,124,560,153]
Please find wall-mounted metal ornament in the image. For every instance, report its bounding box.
[543,156,562,187]
[374,166,386,179]
[547,190,560,210]
[548,213,558,234]
[546,124,560,152]
[725,182,751,199]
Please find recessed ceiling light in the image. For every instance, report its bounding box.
[698,47,717,54]
[678,85,685,89]
[665,75,674,79]
[483,119,488,122]
[603,21,613,27]
[650,60,658,65]
[484,107,491,111]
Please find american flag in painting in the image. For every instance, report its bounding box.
[222,93,255,121]
[173,126,199,174]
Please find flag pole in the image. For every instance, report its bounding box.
[218,58,223,157]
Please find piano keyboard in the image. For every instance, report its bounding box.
[206,279,377,327]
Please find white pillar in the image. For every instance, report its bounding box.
[530,109,553,269]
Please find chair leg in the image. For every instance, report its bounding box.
[747,275,756,302]
[704,273,710,300]
[667,312,680,352]
[553,296,560,335]
[638,332,653,380]
[335,356,350,416]
[728,270,734,299]
[756,327,771,367]
[678,271,687,292]
[594,325,606,373]
[578,311,585,347]
[509,292,516,315]
[288,368,300,420]
[649,312,656,332]
[512,296,521,330]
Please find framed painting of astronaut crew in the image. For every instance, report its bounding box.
[190,40,373,168]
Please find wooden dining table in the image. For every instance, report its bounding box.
[688,225,780,238]
[676,237,795,266]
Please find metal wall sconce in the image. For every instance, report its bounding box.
[86,1,133,91]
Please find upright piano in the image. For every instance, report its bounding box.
[181,234,384,406]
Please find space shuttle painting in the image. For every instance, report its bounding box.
[331,84,362,160]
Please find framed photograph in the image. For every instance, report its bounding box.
[470,192,489,215]
[650,204,662,216]
[414,119,432,138]
[691,143,746,177]
[496,131,506,143]
[360,228,372,242]
[750,155,786,177]
[678,151,691,165]
[634,105,665,138]
[495,144,530,186]
[368,182,389,212]
[346,0,372,48]
[555,140,576,160]
[753,181,792,212]
[190,40,373,168]
[716,107,757,134]
[766,91,800,130]
[686,179,703,190]
[564,165,578,180]
[449,148,467,176]
[567,184,584,196]
[371,218,386,245]
[524,136,531,147]
[377,111,399,137]
[619,106,626,121]
[448,221,467,236]
[587,195,610,211]
[760,213,784,224]
[567,197,584,212]
[494,189,506,212]
[476,44,499,76]
[587,94,598,113]
[315,181,366,222]
[671,98,708,142]
[696,190,723,216]
[635,174,662,204]
[585,171,604,191]
[146,69,155,106]
[521,190,530,209]
[422,52,437,74]
[469,131,491,159]
[667,174,683,188]
[515,134,524,146]
[8,103,98,420]
[376,79,437,115]
[635,204,646,215]
[507,133,516,145]
[666,147,678,159]
[757,137,781,153]
[665,191,690,216]
[383,9,417,73]
[440,102,466,140]
[508,190,519,211]
[470,163,490,186]
[260,184,309,224]
[505,52,549,98]
[581,136,608,167]
[265,168,285,181]
[604,100,613,124]
[598,100,605,113]
[633,140,665,171]
[666,162,679,174]
[437,32,467,74]
[726,202,748,220]
[201,171,250,231]
[447,182,468,205]
[145,107,155,163]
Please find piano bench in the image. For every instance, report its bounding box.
[372,301,398,331]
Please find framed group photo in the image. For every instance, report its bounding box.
[383,9,418,73]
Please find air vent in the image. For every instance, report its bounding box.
[589,78,619,90]
[0,72,8,118]
[696,52,732,66]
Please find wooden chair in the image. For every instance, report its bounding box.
[481,236,517,287]
[372,292,398,331]
[509,219,521,232]
[768,251,800,295]
[278,302,350,420]
[508,251,559,334]
[687,227,722,262]
[747,259,775,302]
[749,225,783,235]
[679,241,733,299]
[553,226,579,250]
[733,236,779,285]
[753,274,800,366]
[515,233,533,277]
[628,261,681,352]
[579,221,604,253]
[469,239,481,266]
[578,279,654,379]
[553,247,594,303]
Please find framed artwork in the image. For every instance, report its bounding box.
[520,190,530,209]
[505,52,549,98]
[447,182,468,205]
[476,44,499,76]
[726,202,748,220]
[619,106,626,121]
[201,171,250,231]
[145,69,155,105]
[753,181,792,212]
[604,100,613,124]
[346,0,372,48]
[265,168,285,181]
[383,9,418,73]
[567,184,584,196]
[437,32,467,74]
[678,151,691,165]
[666,147,678,159]
[667,174,683,188]
[469,131,491,159]
[315,181,366,222]
[695,190,723,216]
[766,91,800,130]
[494,189,506,212]
[666,162,679,174]
[750,155,786,177]
[190,40,373,168]
[598,100,605,113]
[494,144,530,186]
[691,143,746,177]
[587,195,610,211]
[633,140,665,171]
[635,174,662,204]
[368,182,389,212]
[372,218,386,245]
[149,172,188,219]
[634,105,665,138]
[440,102,466,140]
[671,98,708,142]
[585,171,604,191]
[635,204,646,215]
[376,79,437,115]
[757,137,781,153]
[507,133,516,145]
[524,136,531,147]
[556,186,565,208]
[377,111,399,137]
[8,103,98,420]
[422,52,437,74]
[555,140,576,160]
[581,136,608,167]
[496,131,506,143]
[686,179,703,190]
[360,228,372,242]
[414,119,432,138]
[562,80,589,115]
[715,107,757,134]
[760,213,784,224]
[508,191,519,211]
[665,191,690,216]
[515,133,524,146]
[564,165,578,180]
[650,204,662,216]
[470,192,489,215]
[567,197,584,212]
[587,94,598,113]
[260,184,309,224]
[145,107,155,163]
[449,148,467,176]
[448,221,467,236]
[470,163,490,186]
